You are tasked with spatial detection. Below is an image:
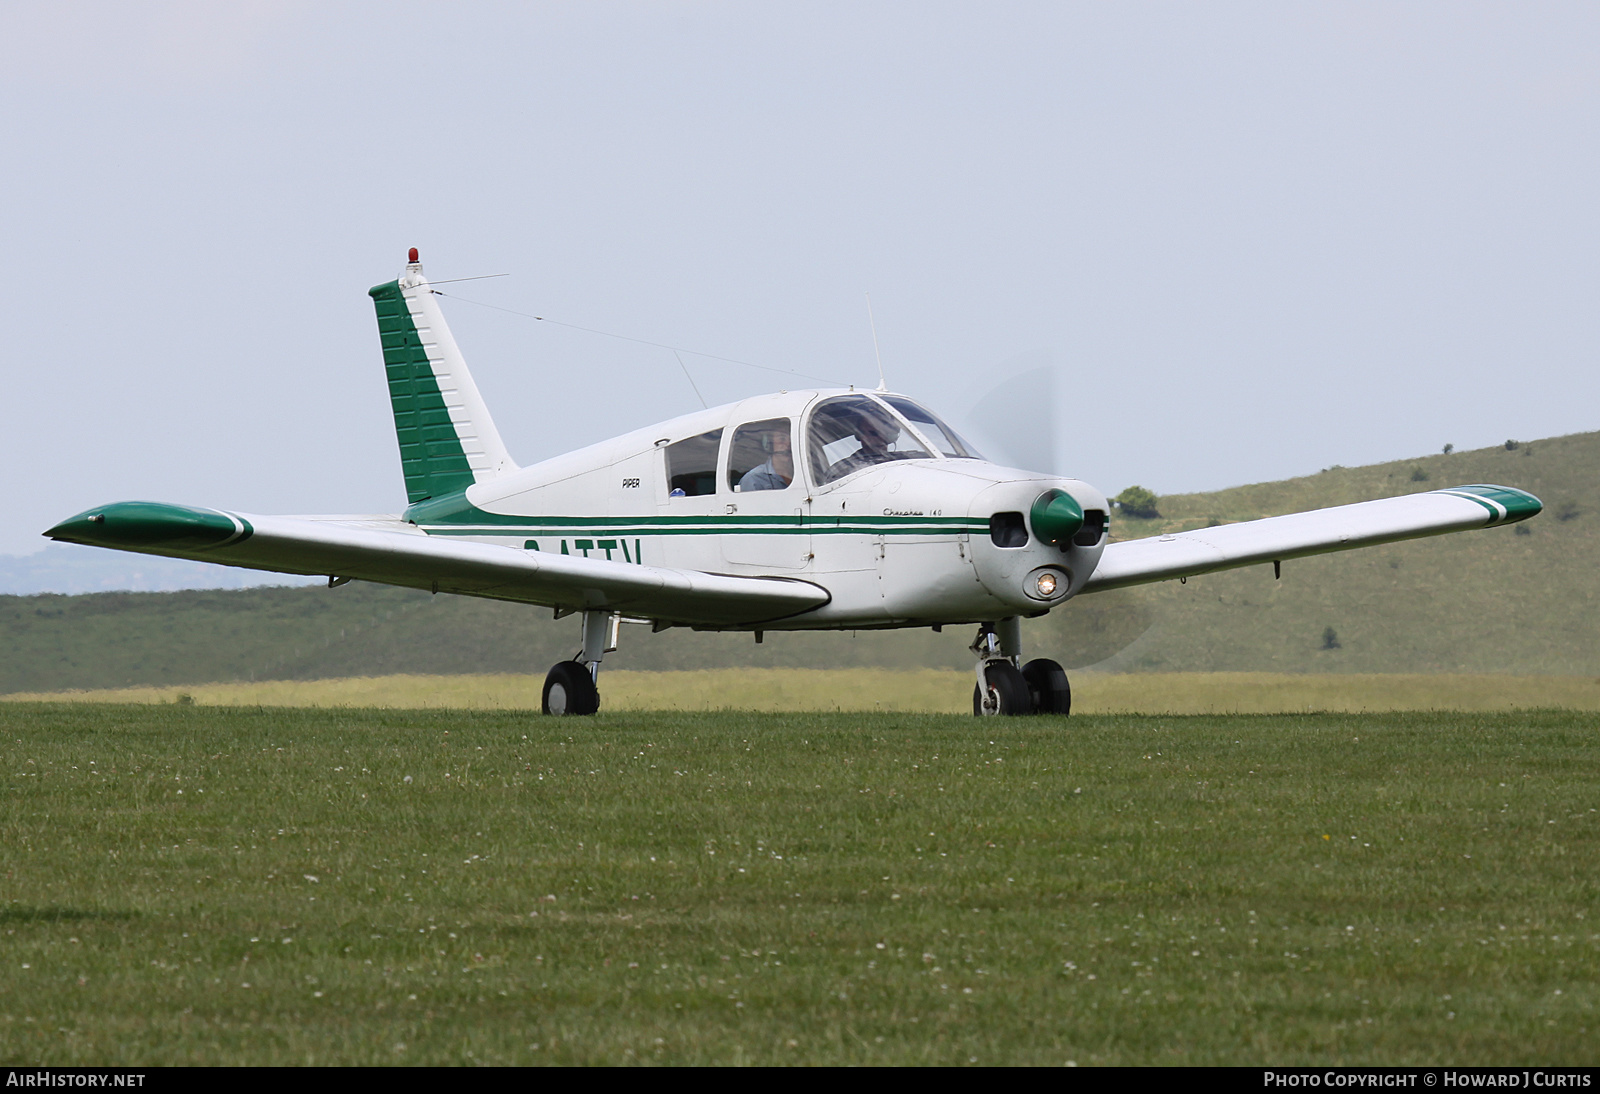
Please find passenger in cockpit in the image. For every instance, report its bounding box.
[738,426,794,491]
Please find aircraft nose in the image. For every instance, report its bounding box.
[44,501,251,550]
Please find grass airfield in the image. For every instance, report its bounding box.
[9,668,1600,714]
[1,702,1596,1066]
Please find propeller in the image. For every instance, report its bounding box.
[955,350,1060,475]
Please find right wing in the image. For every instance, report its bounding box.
[44,501,830,628]
[1082,484,1540,593]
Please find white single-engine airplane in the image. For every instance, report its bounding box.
[46,251,1543,716]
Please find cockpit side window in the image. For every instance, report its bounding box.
[728,418,795,492]
[807,395,932,486]
[881,396,982,459]
[665,429,723,497]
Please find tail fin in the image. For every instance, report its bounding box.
[369,249,516,505]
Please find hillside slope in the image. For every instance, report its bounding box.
[2,432,1592,692]
[1057,432,1597,674]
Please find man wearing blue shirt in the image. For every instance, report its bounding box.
[738,427,793,491]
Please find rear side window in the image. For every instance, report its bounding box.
[665,429,723,497]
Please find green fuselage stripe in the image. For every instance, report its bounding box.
[419,518,985,537]
[402,493,984,536]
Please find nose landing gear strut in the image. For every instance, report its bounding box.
[970,618,1072,717]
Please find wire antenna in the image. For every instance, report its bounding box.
[425,273,510,286]
[674,350,708,409]
[866,292,888,392]
[433,289,846,386]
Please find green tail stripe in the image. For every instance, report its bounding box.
[1432,484,1543,524]
[370,280,475,505]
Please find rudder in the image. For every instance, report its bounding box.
[369,249,515,505]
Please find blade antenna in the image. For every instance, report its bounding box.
[674,350,708,409]
[866,292,888,392]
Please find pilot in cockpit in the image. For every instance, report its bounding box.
[825,405,900,480]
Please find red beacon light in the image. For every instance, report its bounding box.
[408,247,419,263]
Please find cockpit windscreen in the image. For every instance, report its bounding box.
[807,395,933,485]
[880,397,982,460]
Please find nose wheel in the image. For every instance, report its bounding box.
[1022,657,1071,715]
[970,621,1072,716]
[973,660,1030,715]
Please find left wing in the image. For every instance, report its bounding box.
[43,501,830,627]
[1082,484,1540,593]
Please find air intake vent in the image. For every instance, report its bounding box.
[989,512,1028,548]
[1073,509,1107,546]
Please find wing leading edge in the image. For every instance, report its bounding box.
[1082,484,1541,594]
[43,501,829,627]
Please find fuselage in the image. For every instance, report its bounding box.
[404,389,1109,629]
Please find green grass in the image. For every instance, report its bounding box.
[9,669,1600,714]
[2,704,1597,1065]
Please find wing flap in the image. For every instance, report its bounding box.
[44,502,829,627]
[1083,484,1540,593]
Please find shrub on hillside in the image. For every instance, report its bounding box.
[1114,486,1161,519]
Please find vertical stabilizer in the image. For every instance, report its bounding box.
[369,250,517,504]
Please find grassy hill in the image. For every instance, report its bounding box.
[1074,431,1598,674]
[1,432,1592,693]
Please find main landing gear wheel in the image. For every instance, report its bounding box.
[1022,658,1071,716]
[542,660,599,716]
[973,661,1030,716]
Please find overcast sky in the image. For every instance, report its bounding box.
[5,1,1597,557]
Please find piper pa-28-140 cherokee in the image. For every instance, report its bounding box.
[46,251,1543,715]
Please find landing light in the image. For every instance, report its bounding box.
[1026,566,1069,601]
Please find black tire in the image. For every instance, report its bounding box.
[972,661,1030,716]
[542,661,599,716]
[1022,658,1072,716]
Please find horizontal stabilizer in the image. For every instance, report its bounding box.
[44,501,829,628]
[1084,484,1541,593]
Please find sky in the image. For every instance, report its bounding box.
[5,1,1598,559]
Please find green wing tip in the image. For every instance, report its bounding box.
[43,502,250,549]
[1435,484,1543,522]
